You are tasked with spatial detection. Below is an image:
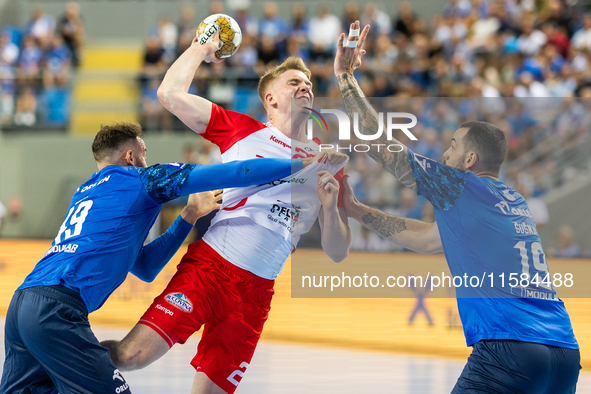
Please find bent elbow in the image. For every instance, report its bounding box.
[157,86,174,110]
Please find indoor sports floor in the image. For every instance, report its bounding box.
[2,319,591,393]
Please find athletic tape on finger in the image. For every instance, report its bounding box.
[348,28,360,37]
[343,40,359,48]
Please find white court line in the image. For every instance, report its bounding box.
[1,319,590,393]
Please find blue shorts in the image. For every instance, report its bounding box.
[452,340,581,394]
[0,286,132,394]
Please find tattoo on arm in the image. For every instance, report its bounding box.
[335,73,416,190]
[361,211,407,239]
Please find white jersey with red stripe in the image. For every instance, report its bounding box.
[200,104,346,279]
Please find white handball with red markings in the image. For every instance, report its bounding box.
[197,13,242,59]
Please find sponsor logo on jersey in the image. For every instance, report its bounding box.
[165,293,193,312]
[155,303,174,316]
[263,177,308,187]
[113,369,125,382]
[45,243,79,256]
[502,189,516,201]
[495,201,533,218]
[269,135,291,149]
[78,175,111,194]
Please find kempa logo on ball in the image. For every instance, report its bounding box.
[304,107,418,152]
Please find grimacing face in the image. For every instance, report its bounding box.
[268,69,314,113]
[442,127,469,171]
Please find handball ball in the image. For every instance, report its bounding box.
[197,14,242,59]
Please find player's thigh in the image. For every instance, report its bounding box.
[549,346,580,394]
[0,291,57,394]
[191,283,273,394]
[452,340,551,394]
[17,290,132,394]
[139,259,232,347]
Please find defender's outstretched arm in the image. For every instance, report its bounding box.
[334,21,416,190]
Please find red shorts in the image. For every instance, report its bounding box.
[139,239,275,394]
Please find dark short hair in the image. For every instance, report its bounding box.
[460,121,508,174]
[91,121,143,162]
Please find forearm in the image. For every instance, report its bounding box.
[158,44,206,101]
[320,208,351,263]
[348,201,441,254]
[180,158,303,195]
[335,73,416,189]
[131,215,194,282]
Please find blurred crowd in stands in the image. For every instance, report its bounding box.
[141,0,591,125]
[0,2,84,128]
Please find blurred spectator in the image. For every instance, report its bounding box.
[177,4,196,55]
[1,32,19,66]
[550,225,582,258]
[342,2,361,32]
[397,188,423,220]
[259,2,287,45]
[289,3,309,45]
[394,1,417,38]
[140,78,172,132]
[17,36,43,86]
[231,34,258,69]
[0,66,15,125]
[443,0,472,18]
[515,174,549,231]
[360,2,392,39]
[27,8,56,49]
[58,2,85,68]
[542,0,573,36]
[0,33,18,124]
[517,16,547,56]
[257,2,287,65]
[209,0,225,15]
[157,16,178,63]
[43,35,72,88]
[543,22,570,58]
[140,37,167,87]
[13,85,37,126]
[571,13,591,51]
[234,6,259,38]
[309,6,341,61]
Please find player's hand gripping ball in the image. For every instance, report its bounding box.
[197,14,242,59]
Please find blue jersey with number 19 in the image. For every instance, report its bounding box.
[407,149,578,349]
[19,163,196,313]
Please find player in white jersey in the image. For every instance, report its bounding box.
[102,34,352,393]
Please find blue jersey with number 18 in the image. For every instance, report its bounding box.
[407,149,578,349]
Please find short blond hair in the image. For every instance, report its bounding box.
[257,56,312,109]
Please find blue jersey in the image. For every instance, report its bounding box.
[20,164,195,312]
[19,158,302,313]
[407,149,578,349]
